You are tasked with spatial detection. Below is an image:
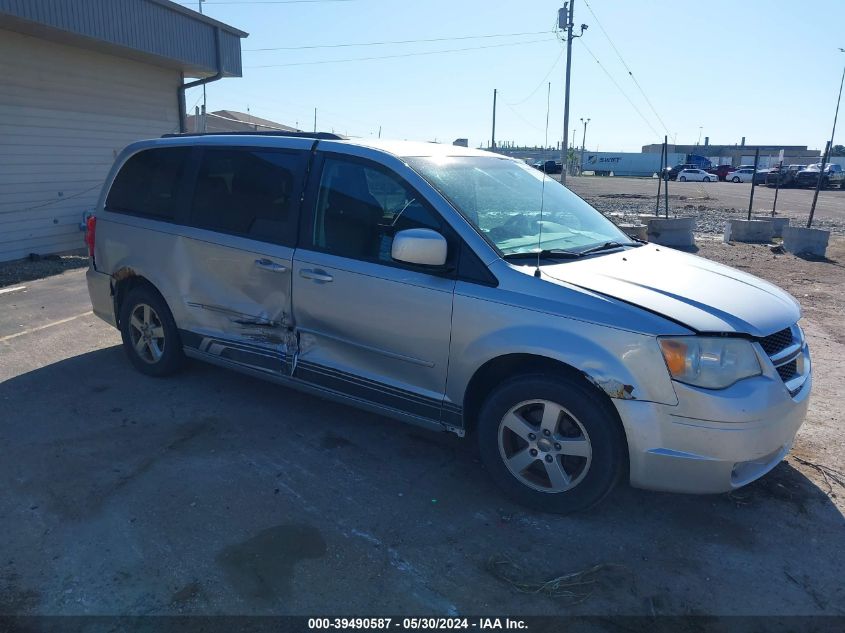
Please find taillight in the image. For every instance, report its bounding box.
[85,215,96,257]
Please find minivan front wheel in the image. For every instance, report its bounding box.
[477,374,626,513]
[119,285,184,377]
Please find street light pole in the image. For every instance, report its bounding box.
[580,117,590,177]
[809,48,845,228]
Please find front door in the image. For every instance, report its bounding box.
[292,154,456,421]
[177,146,308,375]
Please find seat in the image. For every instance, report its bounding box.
[321,164,383,259]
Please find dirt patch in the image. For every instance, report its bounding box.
[0,253,88,288]
[695,237,845,346]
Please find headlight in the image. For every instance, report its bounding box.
[658,336,761,389]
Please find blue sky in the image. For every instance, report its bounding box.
[183,0,845,153]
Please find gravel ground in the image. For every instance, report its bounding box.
[566,177,845,236]
[0,252,88,289]
[583,192,845,236]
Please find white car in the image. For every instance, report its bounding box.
[677,168,715,182]
[729,168,756,183]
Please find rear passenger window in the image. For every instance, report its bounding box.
[106,147,189,220]
[189,148,303,245]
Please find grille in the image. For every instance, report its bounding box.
[776,360,798,382]
[759,327,793,356]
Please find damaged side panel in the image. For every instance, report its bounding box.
[585,374,636,400]
[101,214,299,376]
[175,231,299,374]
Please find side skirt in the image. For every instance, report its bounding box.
[183,347,460,436]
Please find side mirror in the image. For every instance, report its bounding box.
[391,228,447,267]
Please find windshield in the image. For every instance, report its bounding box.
[406,156,632,255]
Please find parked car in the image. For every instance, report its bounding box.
[765,165,805,188]
[729,168,756,183]
[532,159,563,175]
[663,163,698,180]
[85,133,811,514]
[677,168,716,182]
[794,163,845,189]
[753,169,772,185]
[705,165,735,181]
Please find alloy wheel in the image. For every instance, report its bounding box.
[498,399,592,493]
[128,303,166,364]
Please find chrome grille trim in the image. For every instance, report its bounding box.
[758,324,808,397]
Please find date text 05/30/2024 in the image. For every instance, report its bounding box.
[308,618,528,630]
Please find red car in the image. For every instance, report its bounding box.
[706,165,736,181]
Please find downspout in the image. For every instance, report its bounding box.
[177,26,223,133]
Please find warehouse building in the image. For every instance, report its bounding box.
[642,140,821,168]
[0,0,246,262]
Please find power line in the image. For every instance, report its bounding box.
[245,30,552,52]
[247,37,556,68]
[504,46,565,106]
[582,0,670,135]
[577,38,662,140]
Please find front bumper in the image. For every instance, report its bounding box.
[615,344,812,494]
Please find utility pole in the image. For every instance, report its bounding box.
[558,2,587,184]
[809,48,845,228]
[313,107,317,133]
[579,117,590,176]
[198,0,207,116]
[491,89,497,149]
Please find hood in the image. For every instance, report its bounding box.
[539,244,800,336]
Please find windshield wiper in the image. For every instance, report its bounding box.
[575,241,638,256]
[502,249,581,261]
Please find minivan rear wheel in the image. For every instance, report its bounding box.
[119,285,184,377]
[477,374,626,514]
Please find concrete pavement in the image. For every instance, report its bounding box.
[1,269,843,616]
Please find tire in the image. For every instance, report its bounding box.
[119,284,185,377]
[679,176,687,182]
[477,374,627,514]
[704,177,711,182]
[732,176,741,183]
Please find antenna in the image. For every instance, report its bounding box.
[535,82,552,278]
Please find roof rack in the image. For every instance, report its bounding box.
[161,131,346,140]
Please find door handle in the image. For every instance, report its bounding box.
[255,258,288,273]
[299,268,334,283]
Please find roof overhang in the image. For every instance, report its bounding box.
[0,0,247,78]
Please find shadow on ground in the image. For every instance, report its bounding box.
[1,347,843,616]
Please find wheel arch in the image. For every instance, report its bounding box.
[112,269,166,328]
[462,353,631,484]
[462,353,624,432]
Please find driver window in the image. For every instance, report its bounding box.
[312,157,443,264]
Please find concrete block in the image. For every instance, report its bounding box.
[619,224,648,241]
[725,219,773,243]
[753,215,790,237]
[782,226,830,257]
[645,217,696,247]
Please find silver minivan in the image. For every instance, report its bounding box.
[86,133,811,513]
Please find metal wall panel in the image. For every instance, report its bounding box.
[0,29,181,261]
[0,0,244,76]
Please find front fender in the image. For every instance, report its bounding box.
[445,293,679,409]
